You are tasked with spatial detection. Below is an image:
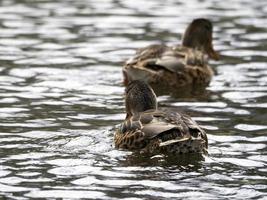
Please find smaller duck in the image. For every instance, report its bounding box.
[114,80,208,154]
[123,18,219,95]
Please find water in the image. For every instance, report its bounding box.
[0,0,266,199]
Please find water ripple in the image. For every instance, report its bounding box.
[0,0,266,199]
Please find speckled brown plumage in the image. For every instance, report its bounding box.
[123,18,219,94]
[114,80,208,155]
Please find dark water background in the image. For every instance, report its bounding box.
[0,0,266,199]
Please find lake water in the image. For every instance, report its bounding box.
[0,0,266,199]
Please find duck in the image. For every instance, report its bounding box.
[114,80,208,154]
[123,18,219,95]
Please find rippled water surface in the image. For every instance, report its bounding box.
[0,0,266,199]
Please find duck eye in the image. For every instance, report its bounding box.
[205,24,211,30]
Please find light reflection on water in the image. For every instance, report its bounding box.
[0,0,266,199]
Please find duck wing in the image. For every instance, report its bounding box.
[141,121,178,139]
[140,110,207,147]
[126,44,168,65]
[154,50,186,73]
[126,44,186,73]
[140,110,187,139]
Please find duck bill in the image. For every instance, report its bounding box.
[208,48,220,60]
[207,41,220,60]
[123,70,129,86]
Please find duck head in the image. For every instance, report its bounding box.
[125,80,157,119]
[182,18,220,60]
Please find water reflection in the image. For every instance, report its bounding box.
[0,0,266,199]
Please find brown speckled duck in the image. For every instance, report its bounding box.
[123,18,219,95]
[114,80,208,154]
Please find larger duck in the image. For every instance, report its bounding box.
[123,18,219,94]
[114,80,208,154]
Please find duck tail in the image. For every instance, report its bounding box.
[159,137,207,154]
